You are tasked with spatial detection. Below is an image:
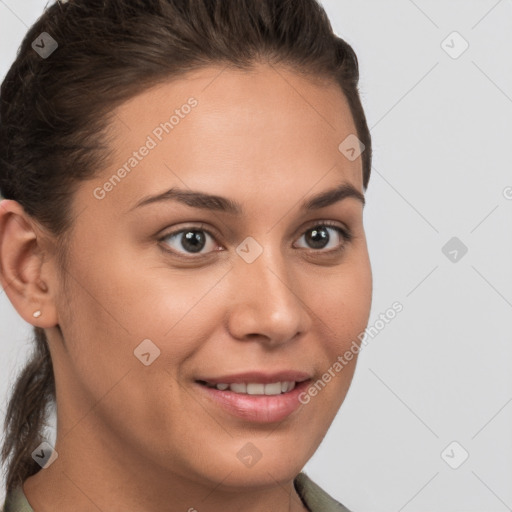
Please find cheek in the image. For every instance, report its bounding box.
[303,265,371,418]
[58,230,231,369]
[311,261,372,351]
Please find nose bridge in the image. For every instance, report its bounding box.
[227,239,311,343]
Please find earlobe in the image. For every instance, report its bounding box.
[0,199,59,328]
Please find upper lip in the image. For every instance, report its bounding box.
[196,371,312,385]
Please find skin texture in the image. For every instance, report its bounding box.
[0,63,372,512]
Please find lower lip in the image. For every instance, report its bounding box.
[195,380,311,423]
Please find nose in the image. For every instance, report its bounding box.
[226,246,313,347]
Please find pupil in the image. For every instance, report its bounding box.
[182,230,206,253]
[307,227,329,249]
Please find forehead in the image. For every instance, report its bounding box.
[111,63,358,154]
[81,63,363,217]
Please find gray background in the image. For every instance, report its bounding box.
[1,1,511,510]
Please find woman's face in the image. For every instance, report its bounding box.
[48,63,372,488]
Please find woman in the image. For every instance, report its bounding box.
[0,0,373,510]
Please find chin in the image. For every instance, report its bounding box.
[188,436,314,489]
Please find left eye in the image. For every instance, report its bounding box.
[159,223,351,257]
[294,224,351,252]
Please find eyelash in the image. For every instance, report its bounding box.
[157,221,353,260]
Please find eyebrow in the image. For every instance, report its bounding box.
[130,180,365,214]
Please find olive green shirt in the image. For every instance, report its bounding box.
[2,472,352,511]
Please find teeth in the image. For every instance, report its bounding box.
[264,382,282,395]
[213,381,297,395]
[229,383,247,393]
[247,383,265,395]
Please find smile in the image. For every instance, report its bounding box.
[195,378,312,423]
[198,380,298,395]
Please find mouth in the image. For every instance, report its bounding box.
[194,375,312,423]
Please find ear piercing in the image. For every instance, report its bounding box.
[33,310,42,318]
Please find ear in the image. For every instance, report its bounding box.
[0,199,59,328]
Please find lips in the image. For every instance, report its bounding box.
[194,370,312,423]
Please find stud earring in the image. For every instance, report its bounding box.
[33,310,42,318]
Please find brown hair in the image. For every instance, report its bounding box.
[0,0,372,493]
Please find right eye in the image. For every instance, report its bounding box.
[158,224,223,258]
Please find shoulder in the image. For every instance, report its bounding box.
[2,486,33,512]
[294,472,354,512]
